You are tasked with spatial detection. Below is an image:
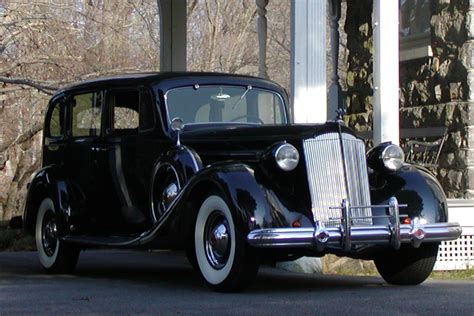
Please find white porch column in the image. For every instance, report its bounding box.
[158,0,187,72]
[291,0,327,123]
[373,0,400,145]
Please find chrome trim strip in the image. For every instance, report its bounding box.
[246,222,463,249]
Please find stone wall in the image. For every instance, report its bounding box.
[344,0,474,198]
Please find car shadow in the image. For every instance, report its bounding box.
[68,250,387,293]
[1,250,387,293]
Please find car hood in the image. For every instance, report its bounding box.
[180,122,353,142]
[179,122,357,165]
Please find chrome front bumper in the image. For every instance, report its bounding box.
[247,197,462,251]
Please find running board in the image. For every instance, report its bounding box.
[62,235,140,247]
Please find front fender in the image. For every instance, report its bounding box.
[23,165,74,235]
[177,163,271,235]
[154,145,203,183]
[370,164,448,224]
[143,162,306,246]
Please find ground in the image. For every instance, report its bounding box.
[0,250,473,315]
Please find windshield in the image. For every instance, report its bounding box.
[165,85,286,125]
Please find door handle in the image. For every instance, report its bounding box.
[91,146,109,153]
[48,144,59,152]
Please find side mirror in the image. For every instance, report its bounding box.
[171,117,184,132]
[171,117,184,146]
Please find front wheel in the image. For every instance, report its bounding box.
[194,194,258,292]
[374,243,439,285]
[35,198,80,274]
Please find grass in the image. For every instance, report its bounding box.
[430,269,474,280]
[324,256,474,281]
[0,221,35,252]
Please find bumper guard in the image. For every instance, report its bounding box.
[247,197,462,251]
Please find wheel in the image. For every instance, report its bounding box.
[35,197,80,274]
[374,243,439,285]
[194,194,258,292]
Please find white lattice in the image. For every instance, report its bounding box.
[434,229,474,271]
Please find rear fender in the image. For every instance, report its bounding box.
[23,166,75,235]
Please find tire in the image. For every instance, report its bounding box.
[374,243,439,285]
[35,197,80,274]
[194,194,258,292]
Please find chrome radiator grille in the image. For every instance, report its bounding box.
[303,133,372,227]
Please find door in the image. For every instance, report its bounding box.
[103,87,161,233]
[64,90,117,234]
[43,96,67,168]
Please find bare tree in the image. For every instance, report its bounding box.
[0,0,290,221]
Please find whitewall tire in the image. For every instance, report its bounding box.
[35,197,79,273]
[194,194,258,291]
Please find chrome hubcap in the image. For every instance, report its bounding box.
[204,212,231,269]
[154,167,180,219]
[42,212,58,257]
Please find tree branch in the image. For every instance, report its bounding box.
[0,76,58,95]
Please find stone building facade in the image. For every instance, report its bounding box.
[344,0,474,198]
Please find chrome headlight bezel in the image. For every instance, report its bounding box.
[367,142,405,172]
[274,143,300,171]
[381,144,405,171]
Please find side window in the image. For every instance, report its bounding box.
[256,91,284,124]
[139,91,155,131]
[47,99,66,138]
[109,89,154,134]
[71,92,102,137]
[108,90,139,134]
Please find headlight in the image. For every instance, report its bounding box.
[381,144,405,171]
[275,143,299,171]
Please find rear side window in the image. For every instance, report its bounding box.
[71,92,103,137]
[108,89,155,135]
[47,99,66,138]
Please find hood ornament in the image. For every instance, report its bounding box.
[335,108,346,123]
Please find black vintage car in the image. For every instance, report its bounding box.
[23,72,461,291]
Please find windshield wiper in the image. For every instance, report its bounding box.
[231,85,252,110]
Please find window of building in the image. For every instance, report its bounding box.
[400,0,432,61]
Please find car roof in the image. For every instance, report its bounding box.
[53,72,285,98]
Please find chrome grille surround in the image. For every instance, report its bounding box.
[303,132,372,227]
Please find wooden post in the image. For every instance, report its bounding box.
[291,0,327,123]
[158,0,187,72]
[256,0,269,79]
[328,0,342,119]
[373,0,400,145]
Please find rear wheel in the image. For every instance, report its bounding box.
[35,198,80,274]
[374,243,439,285]
[194,194,258,292]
